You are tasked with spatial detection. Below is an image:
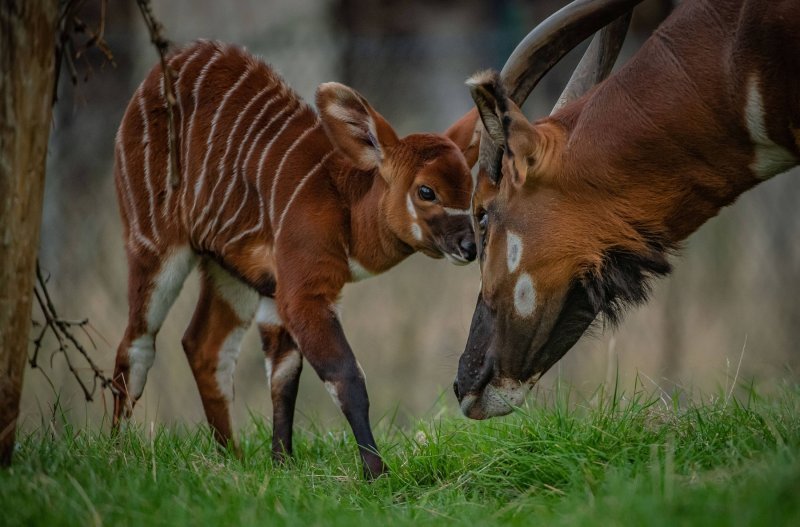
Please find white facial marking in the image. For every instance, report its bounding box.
[411,222,422,241]
[444,252,469,266]
[271,350,302,390]
[513,273,536,318]
[256,297,283,327]
[324,381,342,409]
[215,326,247,402]
[207,261,258,323]
[442,206,470,216]
[348,258,374,282]
[506,231,522,274]
[406,194,417,219]
[127,335,155,400]
[745,74,796,179]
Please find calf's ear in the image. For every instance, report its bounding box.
[316,82,398,172]
[443,108,480,168]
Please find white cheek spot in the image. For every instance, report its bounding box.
[406,194,417,219]
[127,335,155,400]
[324,381,342,409]
[348,258,374,282]
[506,231,522,274]
[256,297,282,327]
[411,222,422,241]
[513,273,536,318]
[745,74,796,179]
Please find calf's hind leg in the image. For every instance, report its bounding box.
[257,297,303,462]
[112,246,197,427]
[182,260,257,451]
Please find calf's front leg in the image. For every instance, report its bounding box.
[281,296,385,478]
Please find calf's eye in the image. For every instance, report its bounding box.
[418,185,436,201]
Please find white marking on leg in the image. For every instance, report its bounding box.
[206,260,258,322]
[137,90,160,244]
[411,222,422,241]
[191,67,253,221]
[745,74,796,179]
[256,297,283,327]
[513,273,536,318]
[506,231,522,274]
[127,334,155,400]
[271,350,302,390]
[406,194,417,219]
[348,257,374,282]
[356,360,367,383]
[215,326,247,402]
[264,357,273,382]
[443,206,470,215]
[146,246,198,332]
[269,121,320,226]
[324,381,342,410]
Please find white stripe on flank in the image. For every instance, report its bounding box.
[273,152,333,241]
[196,84,273,243]
[211,91,284,245]
[269,122,320,226]
[222,101,303,250]
[175,47,206,180]
[443,206,470,216]
[182,51,222,216]
[137,90,160,244]
[117,139,158,254]
[191,67,253,221]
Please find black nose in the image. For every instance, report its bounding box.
[459,238,477,261]
[453,380,461,400]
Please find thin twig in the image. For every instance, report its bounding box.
[136,0,181,187]
[30,262,114,402]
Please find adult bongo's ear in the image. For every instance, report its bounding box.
[316,82,398,171]
[466,70,507,148]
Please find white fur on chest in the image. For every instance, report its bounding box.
[744,75,797,179]
[348,258,374,282]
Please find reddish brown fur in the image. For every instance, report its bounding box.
[458,0,800,419]
[112,40,479,477]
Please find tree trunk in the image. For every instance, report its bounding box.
[0,0,58,466]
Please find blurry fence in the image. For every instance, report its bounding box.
[23,0,800,434]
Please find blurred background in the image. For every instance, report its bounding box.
[23,0,800,433]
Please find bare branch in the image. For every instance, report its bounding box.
[30,262,114,402]
[135,0,181,188]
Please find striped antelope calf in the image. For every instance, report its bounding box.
[454,0,800,419]
[112,40,480,477]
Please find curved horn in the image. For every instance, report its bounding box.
[500,0,643,106]
[552,12,632,114]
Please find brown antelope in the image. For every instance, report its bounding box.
[454,0,800,419]
[112,40,480,477]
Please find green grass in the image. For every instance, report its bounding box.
[3,381,800,526]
